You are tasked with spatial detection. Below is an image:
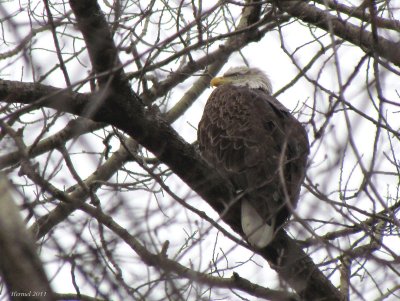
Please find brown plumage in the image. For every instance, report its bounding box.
[198,66,309,248]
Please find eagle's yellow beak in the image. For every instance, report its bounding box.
[210,76,227,87]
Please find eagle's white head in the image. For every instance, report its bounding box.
[210,66,272,94]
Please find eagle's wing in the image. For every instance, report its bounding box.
[198,85,309,246]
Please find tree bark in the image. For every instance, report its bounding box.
[0,175,55,301]
[276,1,400,67]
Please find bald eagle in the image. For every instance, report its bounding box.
[198,66,309,248]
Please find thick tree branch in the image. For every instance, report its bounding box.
[276,1,400,67]
[0,174,55,300]
[314,0,400,31]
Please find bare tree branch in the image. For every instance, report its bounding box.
[80,202,300,301]
[0,174,55,300]
[276,1,400,67]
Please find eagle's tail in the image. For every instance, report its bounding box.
[241,200,274,248]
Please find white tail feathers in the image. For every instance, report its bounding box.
[241,200,274,248]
